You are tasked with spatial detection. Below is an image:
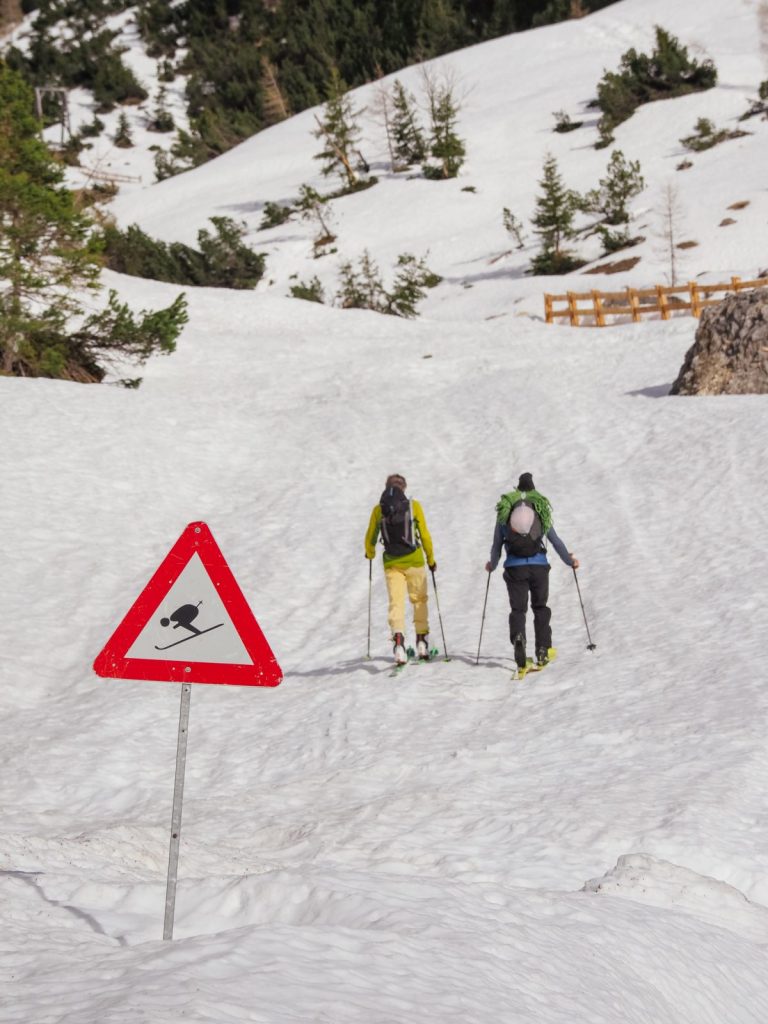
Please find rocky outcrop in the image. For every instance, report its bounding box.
[670,288,768,395]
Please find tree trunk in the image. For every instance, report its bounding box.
[0,0,22,32]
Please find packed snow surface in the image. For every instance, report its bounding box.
[2,0,768,1021]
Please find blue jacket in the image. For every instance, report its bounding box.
[488,522,574,571]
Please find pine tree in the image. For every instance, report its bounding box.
[297,184,336,255]
[422,67,466,179]
[530,152,581,274]
[502,208,526,248]
[583,149,645,250]
[0,62,186,382]
[336,250,387,310]
[589,150,645,225]
[385,253,437,318]
[390,79,426,169]
[113,110,134,147]
[313,67,363,189]
[148,86,175,132]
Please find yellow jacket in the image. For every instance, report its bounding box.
[365,498,435,568]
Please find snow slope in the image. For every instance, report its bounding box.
[97,0,768,322]
[3,1,768,1021]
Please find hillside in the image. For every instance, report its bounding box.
[2,1,768,1021]
[97,0,768,325]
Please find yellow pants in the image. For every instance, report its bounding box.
[384,565,429,636]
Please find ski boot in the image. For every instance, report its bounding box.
[535,647,550,667]
[393,632,408,665]
[415,633,430,660]
[513,634,527,671]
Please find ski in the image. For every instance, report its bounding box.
[153,623,224,651]
[409,646,440,663]
[389,646,440,676]
[389,661,409,677]
[511,648,557,680]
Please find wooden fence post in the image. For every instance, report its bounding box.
[656,285,670,320]
[567,292,578,326]
[626,288,640,322]
[689,281,701,318]
[591,290,605,327]
[544,294,553,324]
[731,276,742,293]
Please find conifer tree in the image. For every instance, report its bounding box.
[422,67,465,179]
[297,184,337,257]
[502,208,526,248]
[584,149,645,250]
[148,86,175,132]
[313,67,363,189]
[385,253,437,318]
[390,79,426,169]
[530,153,581,274]
[337,250,387,311]
[0,62,186,382]
[114,110,134,147]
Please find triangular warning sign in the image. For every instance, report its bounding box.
[93,522,282,687]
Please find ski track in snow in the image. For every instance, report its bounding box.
[3,0,768,1020]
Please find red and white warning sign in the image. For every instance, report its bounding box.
[93,522,282,686]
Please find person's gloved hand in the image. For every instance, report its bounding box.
[429,562,437,572]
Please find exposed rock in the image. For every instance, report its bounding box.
[670,288,768,395]
[582,255,641,275]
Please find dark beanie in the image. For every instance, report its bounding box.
[518,472,535,491]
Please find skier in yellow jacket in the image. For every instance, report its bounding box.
[364,473,436,664]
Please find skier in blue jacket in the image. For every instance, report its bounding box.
[485,472,579,670]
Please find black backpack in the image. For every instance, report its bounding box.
[505,498,544,558]
[379,487,418,556]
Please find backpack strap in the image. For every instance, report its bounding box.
[380,510,390,547]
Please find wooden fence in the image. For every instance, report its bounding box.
[82,166,143,185]
[544,276,768,327]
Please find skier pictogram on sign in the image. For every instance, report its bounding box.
[93,522,282,686]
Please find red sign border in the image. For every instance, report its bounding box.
[93,522,282,687]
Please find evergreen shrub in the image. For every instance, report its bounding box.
[102,218,266,289]
[595,26,717,145]
[289,277,325,303]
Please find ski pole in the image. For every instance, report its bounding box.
[365,559,372,659]
[475,571,491,665]
[429,567,451,661]
[572,566,597,650]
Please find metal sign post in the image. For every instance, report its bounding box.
[163,682,191,941]
[93,522,283,941]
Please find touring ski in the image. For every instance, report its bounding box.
[410,646,440,663]
[511,648,557,680]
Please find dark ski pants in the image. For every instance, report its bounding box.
[502,564,552,652]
